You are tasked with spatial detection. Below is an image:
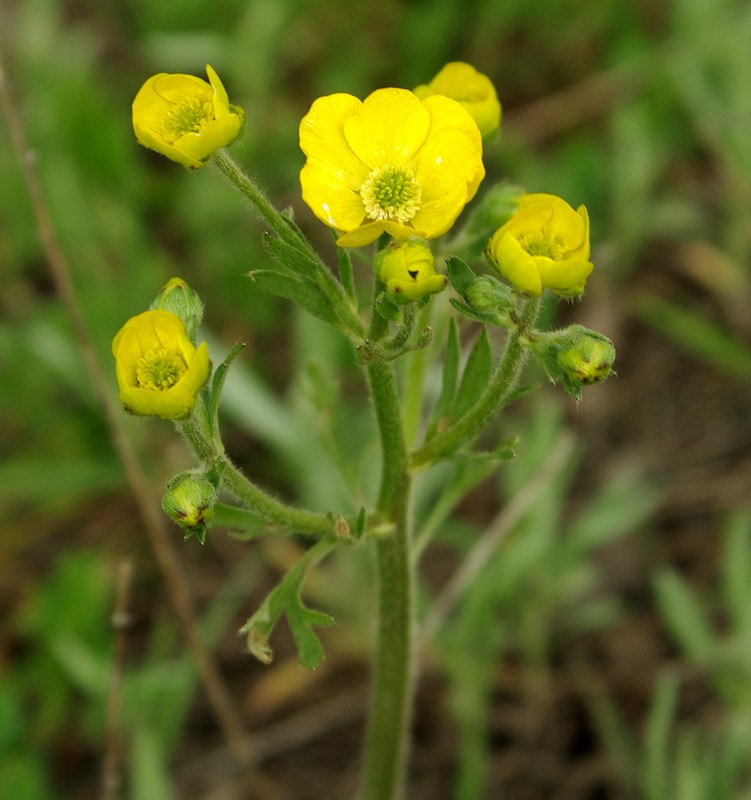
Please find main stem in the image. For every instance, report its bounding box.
[363,358,414,800]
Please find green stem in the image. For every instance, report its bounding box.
[410,297,542,469]
[213,149,366,341]
[362,358,414,800]
[178,414,334,538]
[219,458,334,537]
[213,149,305,251]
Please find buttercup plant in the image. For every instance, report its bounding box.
[116,62,616,800]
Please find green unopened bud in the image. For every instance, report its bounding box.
[465,275,516,315]
[376,238,447,303]
[530,324,616,401]
[151,277,204,341]
[162,472,217,543]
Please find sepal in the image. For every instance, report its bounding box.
[447,256,517,326]
[162,470,218,543]
[150,277,204,341]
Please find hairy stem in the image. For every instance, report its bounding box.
[411,297,542,469]
[362,358,414,800]
[220,457,336,537]
[178,414,336,538]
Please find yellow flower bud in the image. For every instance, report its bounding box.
[487,193,594,297]
[132,65,245,169]
[112,310,210,419]
[414,62,501,140]
[162,473,217,542]
[376,239,447,302]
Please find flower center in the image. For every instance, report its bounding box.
[161,97,214,144]
[136,347,187,391]
[360,166,422,224]
[521,230,567,260]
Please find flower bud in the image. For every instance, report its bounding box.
[530,325,615,400]
[487,193,594,297]
[414,62,501,140]
[376,239,447,303]
[465,274,516,315]
[151,277,204,341]
[132,65,245,169]
[162,473,217,542]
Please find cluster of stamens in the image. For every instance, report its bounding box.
[161,97,214,144]
[359,165,422,224]
[136,347,187,391]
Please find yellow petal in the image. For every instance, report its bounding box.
[300,161,367,231]
[489,230,543,295]
[343,88,431,169]
[336,220,416,247]
[411,126,485,237]
[206,64,229,110]
[119,385,197,420]
[299,93,368,190]
[174,341,211,397]
[536,255,594,296]
[169,115,245,168]
[386,273,447,301]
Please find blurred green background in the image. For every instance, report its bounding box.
[2,0,751,798]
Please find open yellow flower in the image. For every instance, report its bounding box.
[299,87,484,247]
[487,193,594,296]
[376,239,447,302]
[112,310,210,419]
[414,62,501,140]
[132,65,244,169]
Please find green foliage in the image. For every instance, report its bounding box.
[428,400,660,798]
[241,538,337,668]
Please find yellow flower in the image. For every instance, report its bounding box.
[112,310,210,419]
[376,239,447,302]
[299,87,484,248]
[132,65,244,169]
[414,62,501,140]
[487,193,594,296]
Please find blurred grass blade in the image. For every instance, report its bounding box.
[654,570,716,663]
[635,291,751,383]
[643,670,679,800]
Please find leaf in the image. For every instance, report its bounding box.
[452,328,493,420]
[239,539,336,668]
[426,319,460,439]
[451,437,518,464]
[446,256,477,296]
[207,340,246,436]
[287,603,335,670]
[448,297,500,326]
[263,228,323,277]
[249,269,337,326]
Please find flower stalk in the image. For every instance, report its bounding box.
[411,296,542,469]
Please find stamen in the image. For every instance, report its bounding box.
[360,166,422,223]
[136,347,187,391]
[161,98,214,144]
